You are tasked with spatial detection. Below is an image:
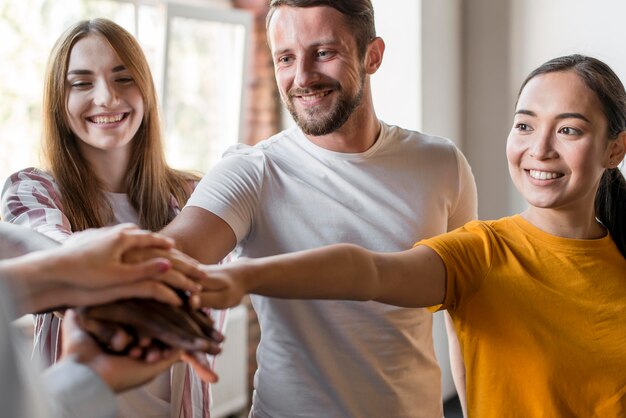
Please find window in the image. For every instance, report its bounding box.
[0,0,251,186]
[162,3,250,171]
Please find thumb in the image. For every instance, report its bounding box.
[198,290,241,310]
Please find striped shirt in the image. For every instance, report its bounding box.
[1,167,226,418]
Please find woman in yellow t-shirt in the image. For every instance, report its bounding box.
[196,54,626,417]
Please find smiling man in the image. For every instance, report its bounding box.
[162,1,478,417]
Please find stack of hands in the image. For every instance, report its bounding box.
[31,224,228,392]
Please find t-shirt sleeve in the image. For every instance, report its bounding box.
[447,146,478,231]
[185,145,265,243]
[1,168,72,242]
[417,221,494,312]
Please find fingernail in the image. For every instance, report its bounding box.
[211,330,225,342]
[189,294,201,308]
[158,260,171,272]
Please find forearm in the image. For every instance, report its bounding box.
[248,244,447,307]
[0,223,59,260]
[237,244,380,301]
[0,251,69,317]
[201,243,445,309]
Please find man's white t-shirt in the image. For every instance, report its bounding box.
[188,121,478,418]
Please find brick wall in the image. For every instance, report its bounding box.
[234,0,281,146]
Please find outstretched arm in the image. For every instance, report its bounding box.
[0,221,58,258]
[198,243,447,309]
[0,223,203,317]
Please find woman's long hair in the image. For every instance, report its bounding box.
[518,54,626,257]
[42,18,199,231]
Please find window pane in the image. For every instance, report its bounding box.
[136,4,163,89]
[164,15,247,172]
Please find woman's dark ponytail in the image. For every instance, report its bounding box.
[596,167,626,257]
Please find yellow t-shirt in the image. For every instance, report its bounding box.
[420,215,626,418]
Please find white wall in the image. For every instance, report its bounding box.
[510,0,626,86]
[370,0,421,131]
[462,0,515,219]
[421,0,462,146]
[371,0,462,144]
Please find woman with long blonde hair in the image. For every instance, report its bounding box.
[1,18,221,417]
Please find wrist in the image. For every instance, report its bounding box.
[231,258,257,294]
[26,249,70,286]
[239,256,281,296]
[1,250,70,315]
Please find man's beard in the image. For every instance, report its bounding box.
[285,71,365,136]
